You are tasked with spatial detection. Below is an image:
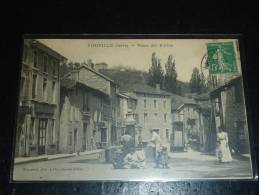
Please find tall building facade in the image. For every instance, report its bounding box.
[16,39,67,157]
[133,84,172,146]
[59,65,118,154]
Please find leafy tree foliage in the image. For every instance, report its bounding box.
[164,55,179,94]
[147,53,164,88]
[189,67,207,94]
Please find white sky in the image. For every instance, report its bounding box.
[38,38,237,82]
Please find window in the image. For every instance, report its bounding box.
[32,74,37,98]
[214,98,220,116]
[154,113,158,117]
[144,99,147,108]
[43,55,48,73]
[154,100,157,108]
[52,60,58,75]
[163,100,166,109]
[69,132,73,146]
[23,46,28,62]
[52,81,56,103]
[20,77,25,97]
[43,78,47,101]
[111,126,117,145]
[83,93,90,112]
[33,50,38,67]
[70,107,73,121]
[144,113,148,122]
[166,129,169,140]
[164,114,167,122]
[73,106,76,121]
[49,119,55,144]
[75,108,80,121]
[128,100,133,110]
[101,128,107,143]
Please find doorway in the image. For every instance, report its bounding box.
[38,118,48,155]
[100,128,107,147]
[82,123,87,151]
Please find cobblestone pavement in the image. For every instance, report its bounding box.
[13,150,253,181]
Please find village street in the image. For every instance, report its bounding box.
[13,150,252,181]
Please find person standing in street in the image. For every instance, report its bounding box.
[216,126,232,162]
[149,129,164,168]
[90,130,97,151]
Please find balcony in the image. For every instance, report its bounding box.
[35,103,55,114]
[19,105,32,114]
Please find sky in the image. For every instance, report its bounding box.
[38,38,238,82]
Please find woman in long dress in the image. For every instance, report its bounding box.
[217,127,232,162]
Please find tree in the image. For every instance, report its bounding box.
[189,67,202,93]
[200,72,207,93]
[164,55,178,93]
[147,52,164,88]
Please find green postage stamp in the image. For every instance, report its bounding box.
[207,42,238,74]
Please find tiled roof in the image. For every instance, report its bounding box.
[170,93,196,110]
[210,75,242,96]
[132,84,172,96]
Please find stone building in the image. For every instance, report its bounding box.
[59,65,118,154]
[210,75,250,154]
[16,39,67,157]
[132,84,172,147]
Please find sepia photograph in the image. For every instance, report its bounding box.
[12,37,254,181]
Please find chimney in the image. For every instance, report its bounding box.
[156,83,160,92]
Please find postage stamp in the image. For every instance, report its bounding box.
[207,42,238,74]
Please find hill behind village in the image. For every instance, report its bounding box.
[99,67,190,94]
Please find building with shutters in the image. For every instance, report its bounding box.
[132,84,172,148]
[59,65,118,154]
[16,39,67,157]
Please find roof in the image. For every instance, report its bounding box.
[122,92,138,100]
[61,78,109,97]
[116,93,129,99]
[194,93,210,101]
[63,65,115,84]
[210,75,242,97]
[132,83,172,96]
[170,93,196,110]
[31,39,68,61]
[176,102,197,112]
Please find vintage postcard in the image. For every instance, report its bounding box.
[12,37,255,181]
